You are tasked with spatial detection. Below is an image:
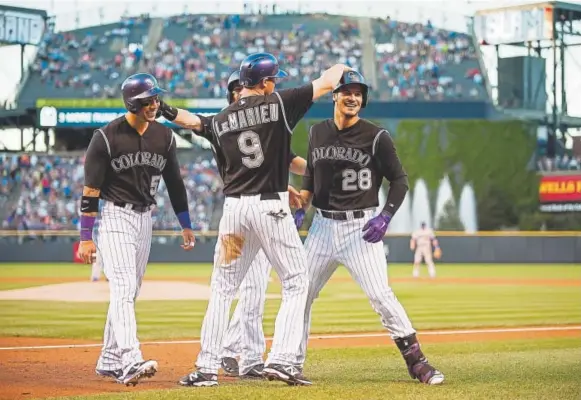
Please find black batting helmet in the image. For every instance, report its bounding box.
[121,73,165,114]
[333,70,369,108]
[239,52,288,88]
[227,70,241,104]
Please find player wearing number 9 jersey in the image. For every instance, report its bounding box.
[295,71,445,385]
[159,70,307,380]
[80,73,195,386]
[161,53,352,387]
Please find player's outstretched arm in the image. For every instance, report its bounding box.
[162,132,195,251]
[78,130,109,264]
[159,101,204,132]
[311,64,352,101]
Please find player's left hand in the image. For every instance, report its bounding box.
[362,211,392,243]
[181,228,196,251]
[294,208,306,230]
[287,185,302,208]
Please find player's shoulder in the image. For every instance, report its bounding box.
[360,119,391,138]
[99,116,125,134]
[310,119,334,136]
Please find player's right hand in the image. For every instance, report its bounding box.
[77,240,96,264]
[287,185,302,208]
[294,209,306,230]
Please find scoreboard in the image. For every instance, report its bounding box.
[474,2,555,45]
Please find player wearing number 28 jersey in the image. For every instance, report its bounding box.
[295,70,445,385]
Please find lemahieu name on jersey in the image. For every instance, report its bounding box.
[213,103,280,136]
[111,151,167,173]
[312,146,371,167]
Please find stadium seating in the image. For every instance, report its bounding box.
[0,150,223,233]
[372,17,486,101]
[16,16,151,107]
[15,13,488,103]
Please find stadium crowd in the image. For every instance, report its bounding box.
[23,12,484,101]
[142,14,362,98]
[374,17,482,101]
[0,151,223,233]
[28,15,150,99]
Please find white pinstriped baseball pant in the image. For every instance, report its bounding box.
[221,250,272,375]
[296,208,416,367]
[94,201,153,371]
[195,191,309,375]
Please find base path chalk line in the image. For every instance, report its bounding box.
[0,325,579,351]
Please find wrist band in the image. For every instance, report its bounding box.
[80,215,96,241]
[177,211,192,230]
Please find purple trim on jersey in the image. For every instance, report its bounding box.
[177,211,192,230]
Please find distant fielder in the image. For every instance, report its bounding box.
[410,222,441,278]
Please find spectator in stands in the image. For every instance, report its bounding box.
[0,149,224,233]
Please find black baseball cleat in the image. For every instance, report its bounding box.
[178,370,218,387]
[116,360,158,386]
[221,357,239,377]
[240,363,265,380]
[95,368,122,379]
[263,363,312,386]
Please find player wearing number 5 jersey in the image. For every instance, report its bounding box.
[159,70,307,379]
[78,73,195,386]
[295,71,445,385]
[161,53,351,387]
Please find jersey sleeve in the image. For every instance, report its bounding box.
[162,131,189,215]
[374,130,409,216]
[193,114,215,144]
[301,127,315,192]
[84,129,111,189]
[276,84,314,132]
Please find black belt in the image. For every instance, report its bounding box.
[113,202,152,213]
[226,193,280,200]
[320,210,365,220]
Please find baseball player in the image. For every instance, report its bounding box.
[410,222,441,278]
[294,71,445,385]
[77,73,196,386]
[160,52,350,387]
[160,70,307,379]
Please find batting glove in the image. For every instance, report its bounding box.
[294,209,306,230]
[362,211,392,243]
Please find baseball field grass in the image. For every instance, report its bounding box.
[0,263,579,400]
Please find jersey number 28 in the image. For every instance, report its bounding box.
[342,168,372,191]
[238,130,264,169]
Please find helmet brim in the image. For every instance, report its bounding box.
[272,69,288,79]
[133,87,166,99]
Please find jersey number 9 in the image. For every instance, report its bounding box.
[238,130,264,169]
[342,168,372,191]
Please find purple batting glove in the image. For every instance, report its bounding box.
[294,208,306,230]
[362,211,392,243]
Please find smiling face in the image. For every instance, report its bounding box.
[333,84,364,117]
[138,95,161,122]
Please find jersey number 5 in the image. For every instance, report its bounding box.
[342,168,372,191]
[237,130,264,169]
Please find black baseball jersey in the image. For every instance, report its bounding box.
[198,84,313,195]
[302,118,409,214]
[84,116,187,212]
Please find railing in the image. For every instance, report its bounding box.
[0,230,579,238]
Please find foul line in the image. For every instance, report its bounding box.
[0,325,579,351]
